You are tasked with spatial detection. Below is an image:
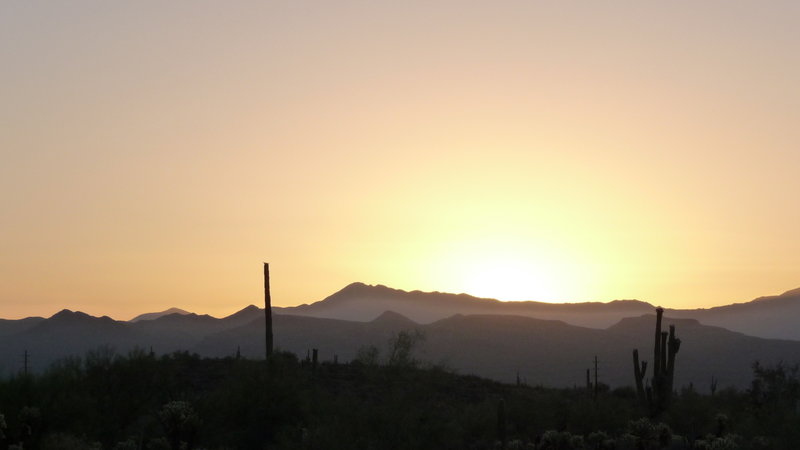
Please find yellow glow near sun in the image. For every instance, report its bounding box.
[461,255,565,301]
[426,234,590,303]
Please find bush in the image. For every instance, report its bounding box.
[387,329,425,367]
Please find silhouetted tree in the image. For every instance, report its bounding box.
[387,329,425,367]
[354,345,379,365]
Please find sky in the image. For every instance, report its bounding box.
[2,1,799,320]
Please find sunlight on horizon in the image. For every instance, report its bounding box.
[460,259,569,302]
[414,234,597,303]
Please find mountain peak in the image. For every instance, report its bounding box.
[370,310,418,326]
[46,309,118,325]
[52,308,73,316]
[50,309,89,320]
[238,304,262,313]
[131,307,192,322]
[224,305,263,320]
[338,282,394,295]
[318,282,398,305]
[342,281,369,290]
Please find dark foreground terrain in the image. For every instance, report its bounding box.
[0,345,797,449]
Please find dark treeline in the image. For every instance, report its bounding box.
[0,344,798,449]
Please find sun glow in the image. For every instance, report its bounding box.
[461,256,565,301]
[427,235,592,303]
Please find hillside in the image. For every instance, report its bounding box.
[3,306,800,391]
[196,312,800,390]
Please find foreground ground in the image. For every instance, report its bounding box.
[0,346,797,449]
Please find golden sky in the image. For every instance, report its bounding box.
[2,2,799,319]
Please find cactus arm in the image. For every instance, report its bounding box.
[633,349,647,406]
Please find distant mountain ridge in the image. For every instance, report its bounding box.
[130,307,191,322]
[274,283,800,340]
[665,287,800,340]
[2,306,799,391]
[3,283,800,389]
[274,282,653,328]
[14,283,800,341]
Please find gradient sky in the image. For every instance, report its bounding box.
[2,2,799,320]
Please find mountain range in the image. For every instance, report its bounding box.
[276,283,800,340]
[2,283,799,391]
[130,307,191,322]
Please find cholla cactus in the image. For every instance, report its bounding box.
[505,439,528,450]
[111,438,139,450]
[586,431,615,450]
[18,406,41,440]
[159,401,200,450]
[41,432,102,449]
[693,434,742,450]
[624,418,672,450]
[539,430,584,450]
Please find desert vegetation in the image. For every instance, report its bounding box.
[0,337,798,449]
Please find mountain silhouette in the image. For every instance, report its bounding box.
[220,304,263,326]
[0,316,44,337]
[130,307,191,322]
[274,282,653,328]
[2,307,799,390]
[127,306,266,351]
[193,311,800,390]
[275,283,800,339]
[2,310,141,374]
[369,310,420,328]
[3,284,800,387]
[666,287,800,339]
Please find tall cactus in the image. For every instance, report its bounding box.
[633,307,681,415]
[586,368,592,390]
[264,263,273,360]
[665,324,680,398]
[497,398,507,449]
[632,349,647,407]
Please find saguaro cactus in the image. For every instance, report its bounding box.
[264,262,273,359]
[593,355,599,400]
[633,307,681,415]
[632,349,648,407]
[497,398,507,449]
